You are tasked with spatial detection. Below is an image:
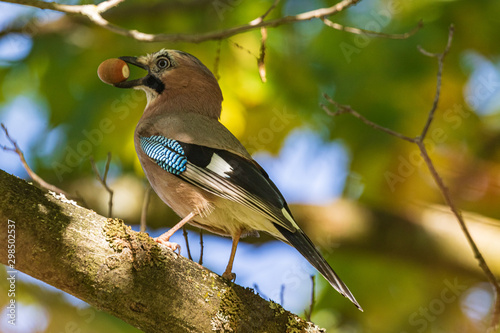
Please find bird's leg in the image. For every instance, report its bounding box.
[155,212,197,254]
[222,229,242,281]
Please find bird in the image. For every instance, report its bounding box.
[100,49,362,311]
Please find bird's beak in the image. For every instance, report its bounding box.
[113,56,149,89]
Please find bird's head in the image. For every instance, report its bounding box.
[114,49,223,119]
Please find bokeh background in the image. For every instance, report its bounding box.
[1,0,500,332]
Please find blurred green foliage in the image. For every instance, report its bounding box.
[1,0,500,332]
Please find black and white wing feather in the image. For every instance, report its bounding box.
[139,135,362,310]
[140,135,298,232]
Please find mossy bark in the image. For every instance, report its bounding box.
[0,170,324,333]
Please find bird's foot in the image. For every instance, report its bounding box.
[154,238,181,254]
[222,271,236,282]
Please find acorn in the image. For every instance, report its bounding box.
[97,58,130,85]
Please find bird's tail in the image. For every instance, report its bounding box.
[276,225,363,311]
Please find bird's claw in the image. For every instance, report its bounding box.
[154,238,181,255]
[222,271,236,282]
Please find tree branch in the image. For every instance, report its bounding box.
[1,0,364,42]
[140,185,151,233]
[0,169,326,333]
[0,123,71,198]
[90,153,114,217]
[182,226,193,261]
[304,275,316,322]
[258,27,268,83]
[322,25,500,329]
[321,18,423,39]
[321,98,416,143]
[199,229,204,266]
[418,25,454,140]
[249,0,280,25]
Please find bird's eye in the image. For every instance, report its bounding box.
[156,58,170,69]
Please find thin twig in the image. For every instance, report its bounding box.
[321,95,415,143]
[322,25,500,329]
[419,29,500,324]
[249,0,280,25]
[213,39,222,81]
[418,25,454,140]
[95,0,125,13]
[253,284,270,300]
[0,0,123,14]
[322,18,423,39]
[229,28,267,82]
[140,185,151,233]
[280,284,285,307]
[183,227,193,261]
[89,153,114,217]
[258,27,267,83]
[229,40,256,57]
[198,229,204,265]
[418,142,500,312]
[1,0,361,43]
[304,275,316,322]
[1,123,71,197]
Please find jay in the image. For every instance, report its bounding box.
[103,49,361,310]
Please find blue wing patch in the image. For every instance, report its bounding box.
[140,136,187,175]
